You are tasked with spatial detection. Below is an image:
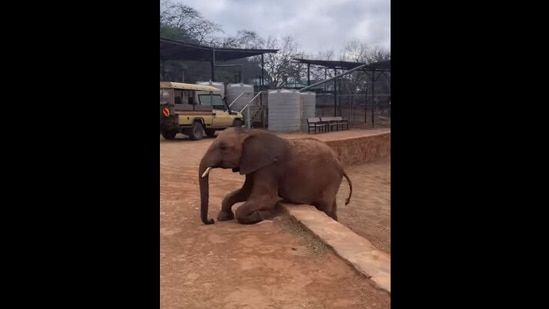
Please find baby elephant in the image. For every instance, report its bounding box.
[198,127,352,225]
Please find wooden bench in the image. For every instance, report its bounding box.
[320,116,350,131]
[307,117,328,134]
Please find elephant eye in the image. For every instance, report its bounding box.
[219,143,227,151]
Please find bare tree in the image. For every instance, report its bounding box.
[160,0,223,45]
[303,49,338,83]
[219,30,265,49]
[262,36,305,88]
[160,1,225,81]
[337,40,391,95]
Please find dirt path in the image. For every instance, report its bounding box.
[160,130,391,309]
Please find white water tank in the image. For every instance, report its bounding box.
[268,89,301,133]
[196,81,225,98]
[300,91,316,132]
[226,83,254,112]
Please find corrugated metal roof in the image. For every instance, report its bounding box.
[160,37,278,61]
[160,81,221,92]
[293,58,391,71]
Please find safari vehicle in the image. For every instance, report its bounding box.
[160,81,245,140]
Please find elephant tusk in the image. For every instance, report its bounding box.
[201,167,212,178]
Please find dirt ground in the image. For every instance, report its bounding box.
[160,129,391,309]
[336,158,390,254]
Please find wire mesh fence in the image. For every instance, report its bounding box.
[244,92,390,129]
[315,93,390,128]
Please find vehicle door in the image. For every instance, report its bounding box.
[199,94,233,127]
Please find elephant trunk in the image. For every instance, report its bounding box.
[198,159,215,225]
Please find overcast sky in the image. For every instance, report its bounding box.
[177,0,390,56]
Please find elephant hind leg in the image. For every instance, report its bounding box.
[314,200,338,221]
[328,201,338,221]
[317,183,339,221]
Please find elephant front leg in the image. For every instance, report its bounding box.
[235,199,279,224]
[217,175,254,221]
[235,180,279,225]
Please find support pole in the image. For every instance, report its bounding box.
[333,68,337,116]
[324,68,327,92]
[371,69,375,128]
[160,58,165,81]
[365,89,368,123]
[261,54,265,89]
[307,63,311,85]
[210,48,216,81]
[246,106,251,129]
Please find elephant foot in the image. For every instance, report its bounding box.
[217,210,235,221]
[236,211,263,225]
[236,209,277,225]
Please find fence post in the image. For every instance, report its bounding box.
[350,95,353,125]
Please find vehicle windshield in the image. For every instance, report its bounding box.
[160,88,172,104]
[198,94,227,111]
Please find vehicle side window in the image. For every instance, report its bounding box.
[213,97,226,111]
[174,89,185,105]
[198,94,213,106]
[200,94,226,111]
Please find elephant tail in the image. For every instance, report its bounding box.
[343,171,352,205]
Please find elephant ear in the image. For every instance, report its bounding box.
[239,133,288,175]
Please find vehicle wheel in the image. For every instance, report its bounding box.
[161,130,177,140]
[233,119,243,128]
[190,121,204,140]
[205,129,216,138]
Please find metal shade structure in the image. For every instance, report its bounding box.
[160,37,278,61]
[160,37,278,83]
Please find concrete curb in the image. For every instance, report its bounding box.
[281,204,391,294]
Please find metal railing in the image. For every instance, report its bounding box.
[239,91,264,128]
[227,92,245,108]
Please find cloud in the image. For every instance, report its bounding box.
[176,0,390,55]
